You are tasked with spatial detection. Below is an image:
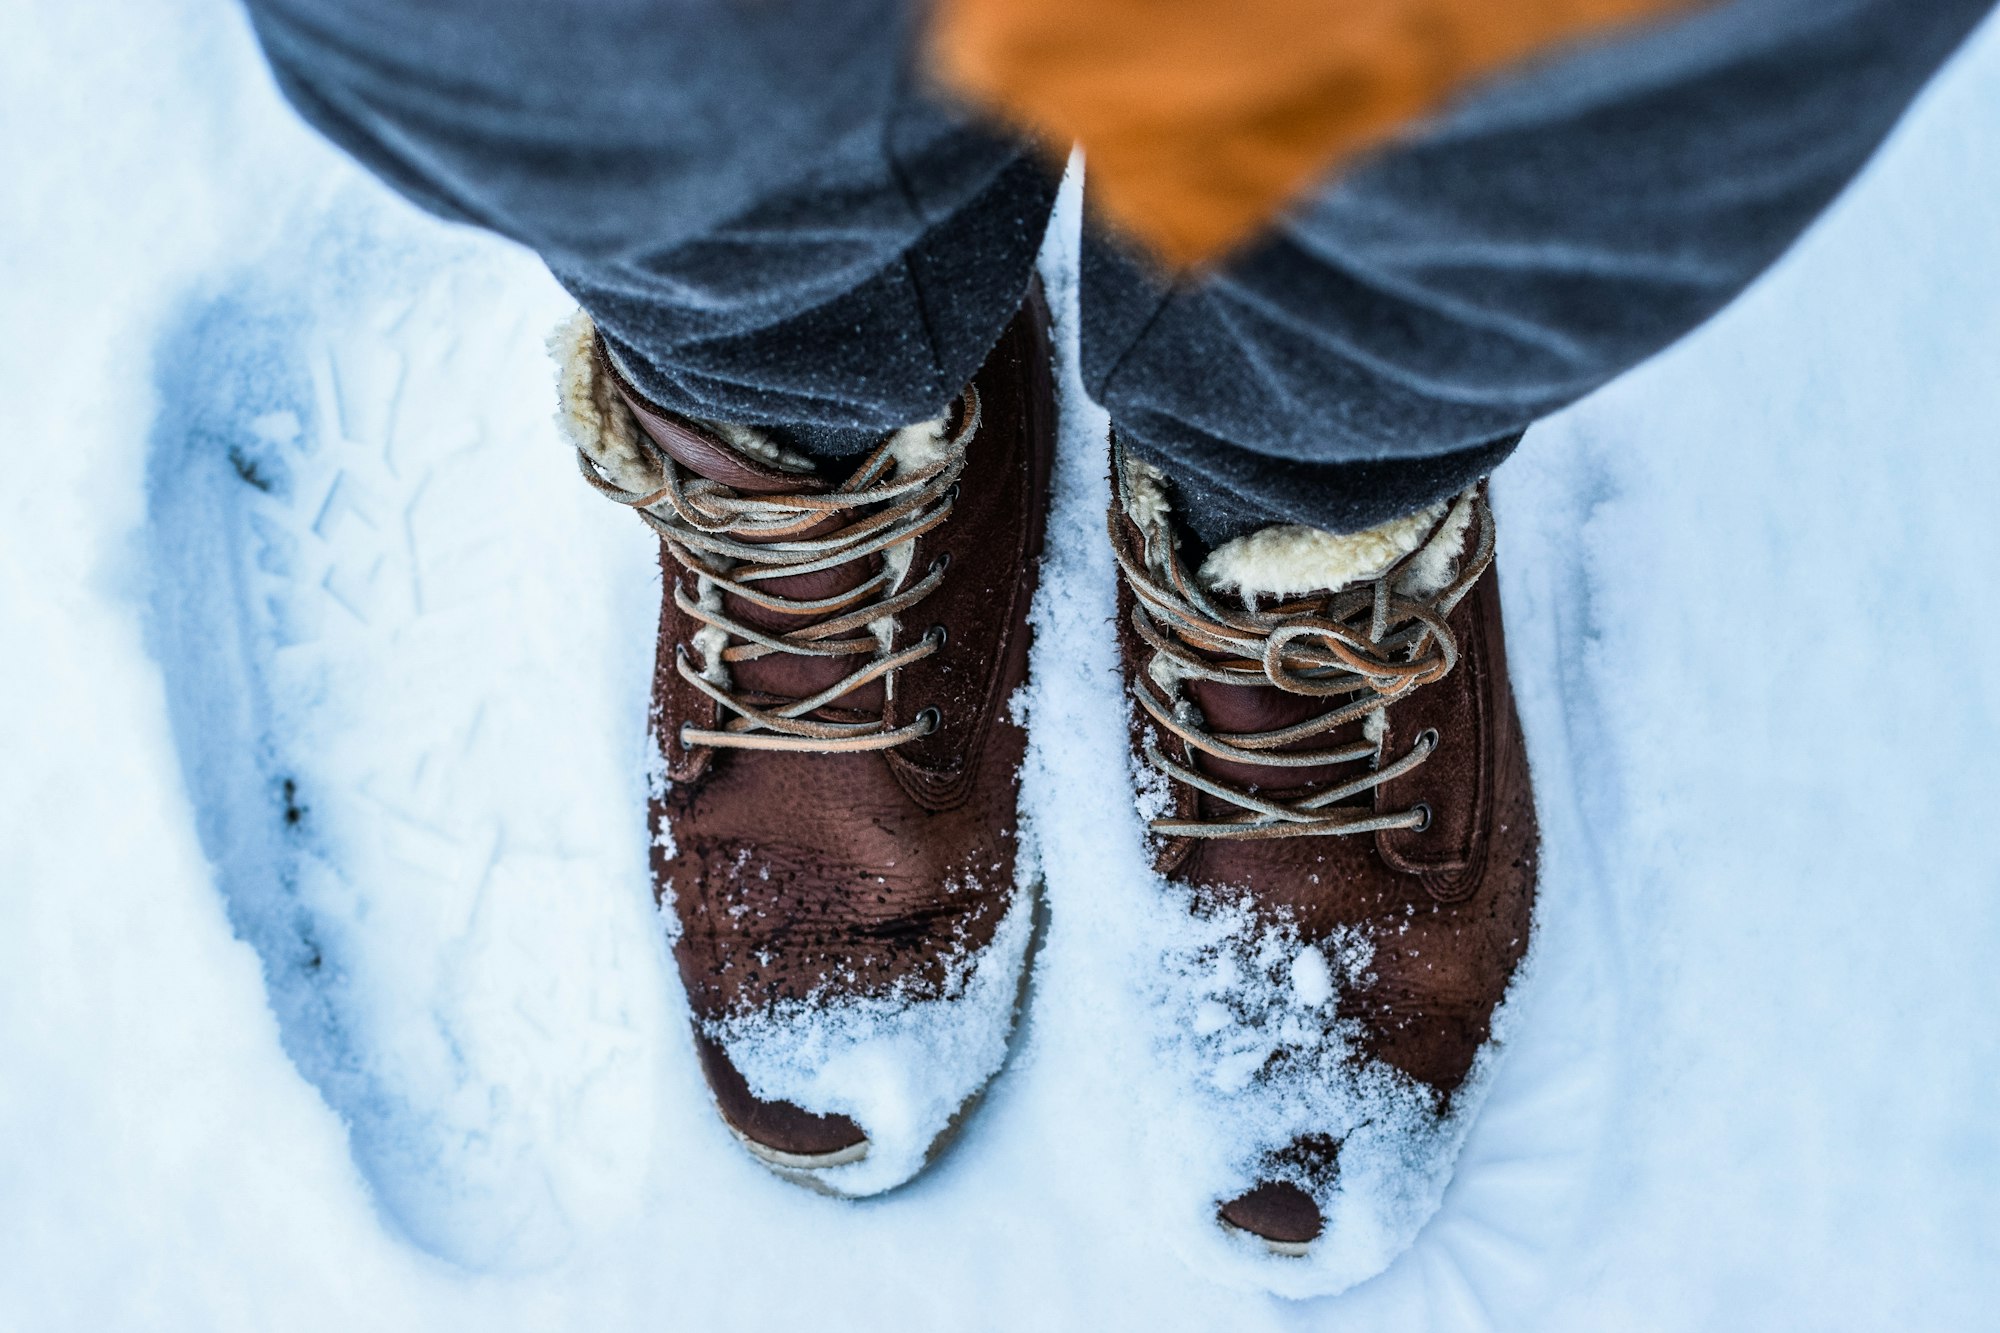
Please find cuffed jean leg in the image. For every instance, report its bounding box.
[243,0,1059,452]
[1084,0,1997,541]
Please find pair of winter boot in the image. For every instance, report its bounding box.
[552,280,1536,1266]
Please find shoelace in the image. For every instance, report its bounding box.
[1110,456,1494,840]
[576,387,980,753]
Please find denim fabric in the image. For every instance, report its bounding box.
[1090,0,1998,536]
[244,0,1993,539]
[245,0,1058,444]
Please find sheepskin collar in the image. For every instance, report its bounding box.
[1119,451,1476,601]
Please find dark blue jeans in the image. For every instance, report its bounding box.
[245,0,1993,539]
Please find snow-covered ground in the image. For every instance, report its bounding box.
[6,1,2000,1327]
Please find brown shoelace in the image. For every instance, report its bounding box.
[1111,452,1494,839]
[576,388,980,753]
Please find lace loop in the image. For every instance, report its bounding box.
[1112,443,1492,840]
[578,388,981,753]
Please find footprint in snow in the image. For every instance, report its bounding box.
[141,222,663,1273]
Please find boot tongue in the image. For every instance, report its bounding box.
[613,379,889,710]
[617,383,826,496]
[1184,610,1369,797]
[1171,499,1472,799]
[1159,512,1374,795]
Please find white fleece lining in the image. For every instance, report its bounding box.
[548,310,655,495]
[1392,495,1475,600]
[886,417,950,473]
[548,309,815,482]
[1118,449,1476,601]
[1199,505,1447,601]
[1120,453,1175,549]
[709,420,815,474]
[691,578,729,685]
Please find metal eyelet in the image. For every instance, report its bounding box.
[915,706,943,735]
[929,551,952,574]
[1416,728,1440,751]
[925,624,948,648]
[1410,802,1433,832]
[944,483,962,504]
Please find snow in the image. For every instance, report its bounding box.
[140,228,666,1270]
[1110,886,1475,1295]
[4,0,2000,1328]
[714,883,1038,1197]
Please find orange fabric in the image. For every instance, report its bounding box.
[930,0,1693,268]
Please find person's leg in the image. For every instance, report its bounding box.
[242,0,1063,1193]
[244,0,1059,455]
[1096,0,1994,1275]
[1084,0,1997,542]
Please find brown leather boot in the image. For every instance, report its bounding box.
[552,289,1053,1195]
[1108,441,1537,1268]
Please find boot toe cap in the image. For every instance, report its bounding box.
[695,1034,868,1168]
[1218,1181,1324,1256]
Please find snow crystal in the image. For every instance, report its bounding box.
[1290,945,1334,1009]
